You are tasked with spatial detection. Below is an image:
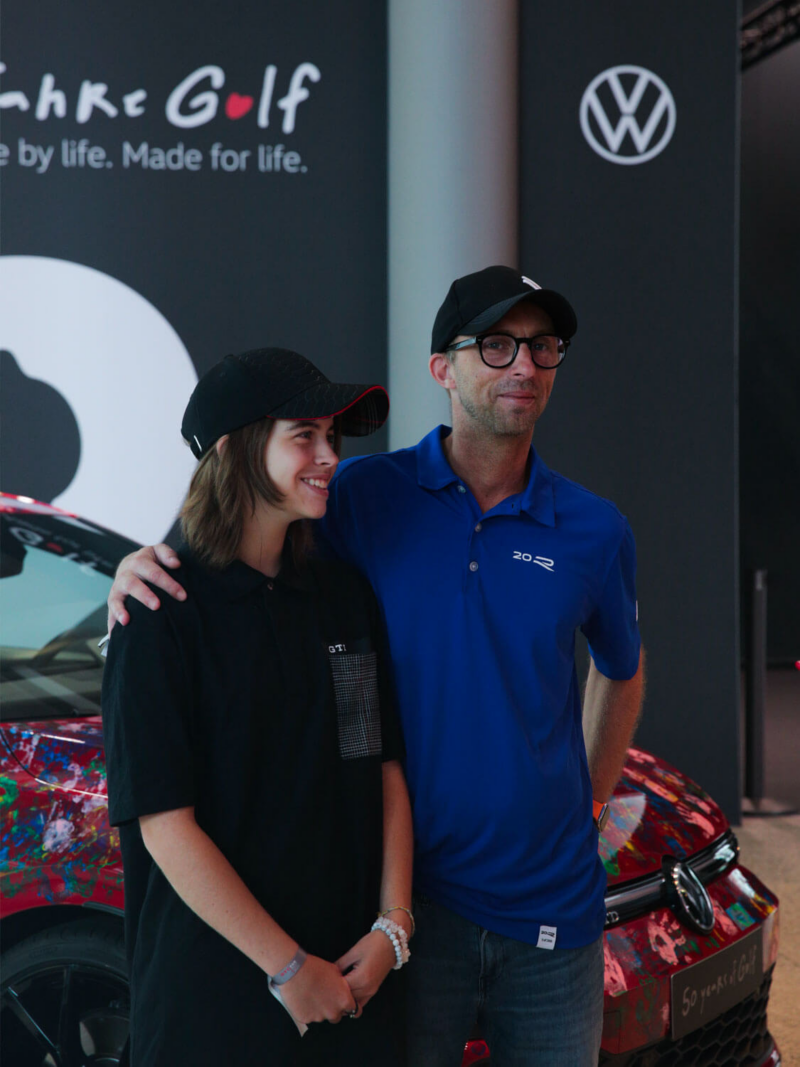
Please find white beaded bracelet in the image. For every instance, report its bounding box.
[371,917,411,969]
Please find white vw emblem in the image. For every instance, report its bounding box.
[579,65,676,165]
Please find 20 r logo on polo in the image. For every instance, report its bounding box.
[579,65,676,165]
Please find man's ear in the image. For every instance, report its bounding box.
[215,434,230,457]
[429,352,456,391]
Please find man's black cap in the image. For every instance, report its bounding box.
[431,265,578,354]
[182,347,389,459]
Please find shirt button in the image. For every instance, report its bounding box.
[474,523,482,533]
[267,582,274,591]
[469,561,479,572]
[457,485,466,494]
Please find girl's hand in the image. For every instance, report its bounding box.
[336,930,397,1015]
[279,954,357,1024]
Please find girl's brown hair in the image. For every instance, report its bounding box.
[180,417,314,569]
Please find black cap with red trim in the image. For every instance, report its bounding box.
[182,347,389,459]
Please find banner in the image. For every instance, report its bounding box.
[0,1,387,544]
[519,2,741,817]
[740,41,800,664]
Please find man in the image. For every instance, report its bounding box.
[108,266,645,1065]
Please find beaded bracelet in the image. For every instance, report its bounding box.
[371,917,410,970]
[379,905,416,937]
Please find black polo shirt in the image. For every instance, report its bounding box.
[102,549,404,1066]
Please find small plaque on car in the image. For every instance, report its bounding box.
[671,926,762,1040]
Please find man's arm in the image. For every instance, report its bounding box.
[582,648,646,803]
[107,544,187,631]
[140,806,357,1025]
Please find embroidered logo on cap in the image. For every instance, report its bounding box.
[521,276,542,290]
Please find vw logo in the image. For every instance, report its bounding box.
[663,857,715,934]
[580,65,676,165]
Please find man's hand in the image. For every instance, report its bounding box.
[107,544,186,631]
[336,929,398,1016]
[279,954,358,1025]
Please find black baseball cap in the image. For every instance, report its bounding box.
[182,347,389,459]
[431,265,578,354]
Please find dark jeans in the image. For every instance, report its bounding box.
[408,894,604,1066]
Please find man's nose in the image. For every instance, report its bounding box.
[511,342,539,374]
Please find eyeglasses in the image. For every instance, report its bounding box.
[445,332,569,370]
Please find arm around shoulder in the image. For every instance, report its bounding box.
[106,543,186,631]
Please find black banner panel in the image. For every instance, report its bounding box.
[519,4,741,817]
[0,2,386,544]
[740,41,800,665]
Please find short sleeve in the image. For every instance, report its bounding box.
[581,520,641,681]
[102,596,196,825]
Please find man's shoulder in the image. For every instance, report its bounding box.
[546,466,631,536]
[334,444,419,490]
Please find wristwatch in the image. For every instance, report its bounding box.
[593,799,610,832]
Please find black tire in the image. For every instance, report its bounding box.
[0,917,130,1066]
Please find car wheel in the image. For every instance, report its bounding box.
[0,917,130,1066]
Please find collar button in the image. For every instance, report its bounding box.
[457,485,467,494]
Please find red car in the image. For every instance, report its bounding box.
[0,494,782,1066]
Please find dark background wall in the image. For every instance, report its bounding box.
[740,36,800,666]
[0,0,387,542]
[519,2,742,819]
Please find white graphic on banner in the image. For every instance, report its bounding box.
[0,256,197,544]
[0,60,320,131]
[579,66,676,166]
[1,60,321,175]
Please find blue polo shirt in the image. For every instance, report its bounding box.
[320,425,640,948]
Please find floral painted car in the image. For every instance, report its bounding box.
[0,494,782,1066]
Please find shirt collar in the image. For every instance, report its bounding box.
[415,424,555,526]
[180,544,316,601]
[416,425,461,490]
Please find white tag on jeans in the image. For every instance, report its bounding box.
[537,925,557,950]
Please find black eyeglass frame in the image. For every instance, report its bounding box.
[445,331,570,370]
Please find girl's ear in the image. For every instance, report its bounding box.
[215,434,230,457]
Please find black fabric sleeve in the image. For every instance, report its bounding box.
[102,594,196,826]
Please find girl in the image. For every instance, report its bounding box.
[103,347,413,1065]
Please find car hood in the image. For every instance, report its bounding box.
[0,725,729,887]
[0,717,107,797]
[603,747,729,886]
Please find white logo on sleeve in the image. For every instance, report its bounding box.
[513,551,554,571]
[521,276,541,290]
[537,925,557,950]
